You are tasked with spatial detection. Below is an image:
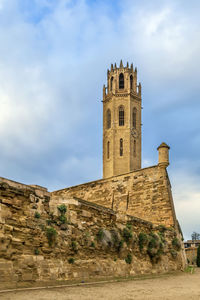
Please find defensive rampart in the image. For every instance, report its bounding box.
[52,165,176,227]
[0,177,185,287]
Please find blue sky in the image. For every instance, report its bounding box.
[0,0,200,240]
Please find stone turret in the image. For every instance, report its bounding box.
[157,142,170,167]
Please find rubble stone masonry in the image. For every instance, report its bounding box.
[0,175,185,286]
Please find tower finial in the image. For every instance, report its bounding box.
[120,60,123,68]
[111,63,113,71]
[135,67,137,73]
[127,62,129,68]
[131,63,133,71]
[138,82,141,97]
[114,63,117,69]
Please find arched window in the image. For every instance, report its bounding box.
[130,75,133,90]
[119,73,124,89]
[119,106,124,126]
[110,76,114,91]
[133,140,136,157]
[107,141,110,159]
[107,109,111,129]
[132,107,137,129]
[120,138,123,156]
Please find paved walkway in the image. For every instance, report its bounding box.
[1,269,200,300]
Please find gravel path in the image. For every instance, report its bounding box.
[1,269,200,300]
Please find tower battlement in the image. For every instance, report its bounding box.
[104,60,141,99]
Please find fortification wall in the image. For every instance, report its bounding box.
[52,165,176,227]
[0,177,185,287]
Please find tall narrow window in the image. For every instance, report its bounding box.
[120,138,123,156]
[133,140,136,157]
[107,109,111,129]
[130,75,133,90]
[110,76,113,91]
[133,107,137,129]
[119,106,124,126]
[107,141,110,159]
[119,73,124,89]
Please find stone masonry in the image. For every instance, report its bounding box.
[0,178,185,286]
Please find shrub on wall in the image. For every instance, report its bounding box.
[147,233,163,262]
[46,227,57,246]
[59,215,67,224]
[125,253,132,264]
[34,249,39,255]
[138,233,148,251]
[71,241,78,252]
[34,211,40,219]
[57,204,67,214]
[197,245,200,267]
[172,238,181,251]
[68,258,75,264]
[157,224,167,233]
[117,240,124,252]
[97,229,104,241]
[122,227,133,245]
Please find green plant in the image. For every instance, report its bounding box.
[44,197,49,203]
[59,215,67,224]
[147,234,163,262]
[122,227,133,244]
[118,240,124,252]
[185,266,195,273]
[158,232,165,243]
[34,211,41,219]
[46,227,57,246]
[34,249,39,255]
[157,224,167,233]
[148,236,157,250]
[90,242,95,248]
[57,204,67,214]
[138,233,148,251]
[114,257,117,262]
[111,229,119,246]
[71,241,78,252]
[97,229,104,241]
[197,245,200,267]
[125,253,132,264]
[68,258,75,264]
[46,219,52,225]
[126,223,132,230]
[172,238,181,251]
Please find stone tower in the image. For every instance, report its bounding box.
[103,60,142,178]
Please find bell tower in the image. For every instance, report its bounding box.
[103,60,142,178]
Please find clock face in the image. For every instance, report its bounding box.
[131,128,138,138]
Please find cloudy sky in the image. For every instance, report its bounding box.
[0,0,200,240]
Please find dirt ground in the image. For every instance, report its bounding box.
[1,269,200,300]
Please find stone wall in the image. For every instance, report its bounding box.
[0,177,185,286]
[52,165,176,227]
